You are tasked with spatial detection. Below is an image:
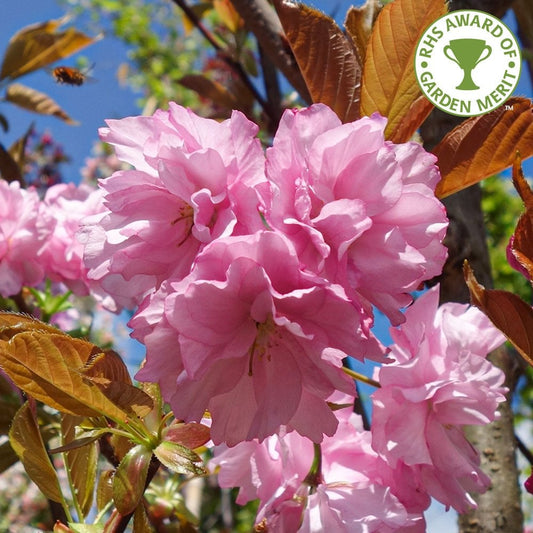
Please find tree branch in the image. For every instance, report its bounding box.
[230,0,312,103]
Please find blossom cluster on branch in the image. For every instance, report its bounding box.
[0,103,508,531]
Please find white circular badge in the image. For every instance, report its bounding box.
[415,10,521,117]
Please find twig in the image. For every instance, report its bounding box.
[171,0,277,124]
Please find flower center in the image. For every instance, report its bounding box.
[248,316,277,376]
[172,203,194,246]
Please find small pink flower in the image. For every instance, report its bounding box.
[262,104,448,326]
[40,183,104,295]
[133,231,383,445]
[0,181,50,296]
[82,103,267,311]
[371,286,507,512]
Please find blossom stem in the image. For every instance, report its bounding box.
[303,442,323,492]
[342,366,381,388]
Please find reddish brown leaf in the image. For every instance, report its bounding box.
[509,156,533,279]
[464,261,533,367]
[388,94,434,144]
[344,0,382,64]
[82,348,132,385]
[0,332,137,421]
[434,97,533,198]
[360,0,446,139]
[276,1,361,123]
[0,144,23,184]
[179,74,251,113]
[162,421,211,449]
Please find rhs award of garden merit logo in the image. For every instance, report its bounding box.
[415,10,521,117]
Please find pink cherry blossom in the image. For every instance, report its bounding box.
[211,405,419,532]
[40,183,104,295]
[371,285,507,512]
[133,231,385,445]
[81,103,267,311]
[262,104,448,325]
[0,181,50,296]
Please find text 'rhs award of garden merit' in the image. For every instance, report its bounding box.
[415,10,521,117]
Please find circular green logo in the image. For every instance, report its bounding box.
[415,10,521,117]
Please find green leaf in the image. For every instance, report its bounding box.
[154,441,205,476]
[61,414,98,518]
[112,444,152,515]
[9,402,64,503]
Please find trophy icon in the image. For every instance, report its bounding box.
[443,39,492,90]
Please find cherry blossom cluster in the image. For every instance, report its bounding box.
[211,288,506,531]
[0,180,104,297]
[80,103,449,441]
[0,101,508,530]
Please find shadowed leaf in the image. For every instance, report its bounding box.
[82,348,132,385]
[61,415,98,517]
[97,469,114,512]
[0,17,96,81]
[8,123,34,179]
[434,97,533,198]
[464,261,533,366]
[0,440,19,473]
[9,402,63,502]
[276,1,361,122]
[84,378,154,418]
[6,83,78,124]
[179,74,253,114]
[0,144,23,184]
[360,0,446,139]
[0,114,8,133]
[509,157,533,280]
[113,444,152,515]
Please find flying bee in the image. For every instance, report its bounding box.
[51,65,94,86]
